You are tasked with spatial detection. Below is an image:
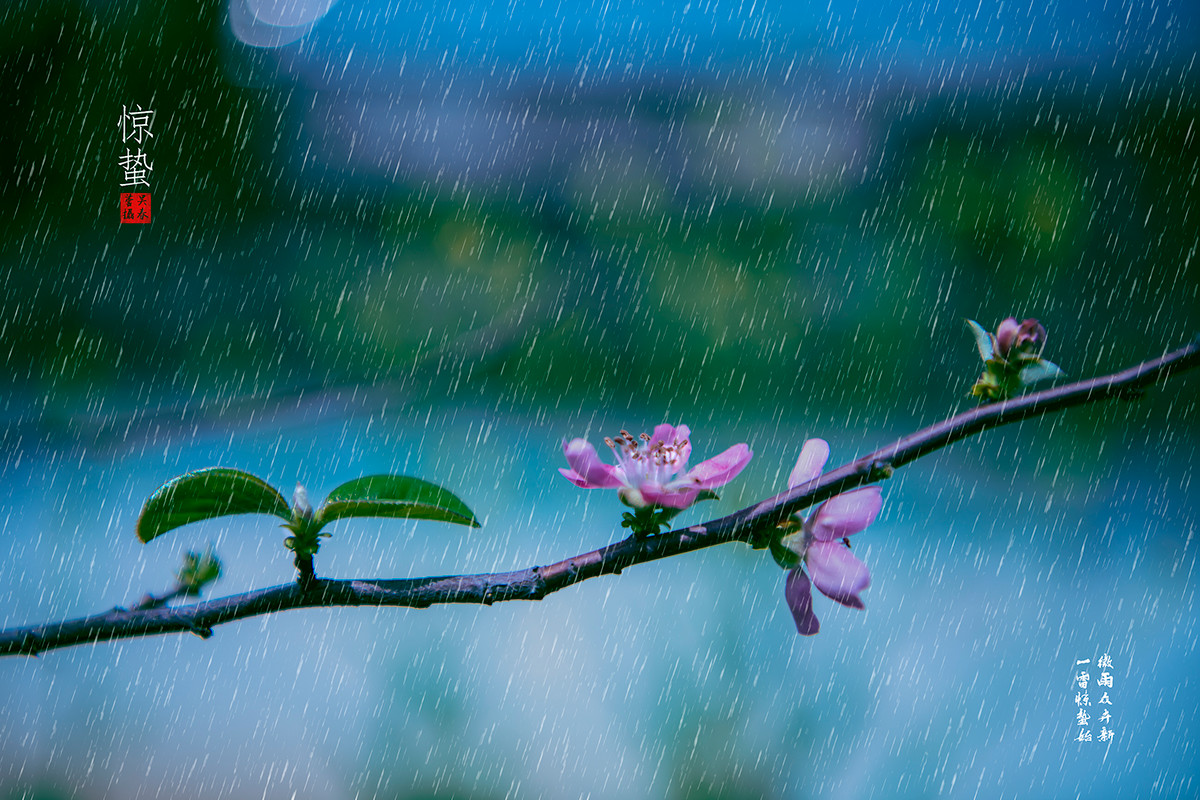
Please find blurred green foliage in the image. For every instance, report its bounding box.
[1,1,1196,439]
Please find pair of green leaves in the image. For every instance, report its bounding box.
[136,468,480,546]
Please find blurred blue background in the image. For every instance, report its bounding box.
[1,0,1198,797]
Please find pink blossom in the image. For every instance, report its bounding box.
[781,439,882,635]
[559,424,752,509]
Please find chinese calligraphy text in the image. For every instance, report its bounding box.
[119,104,154,223]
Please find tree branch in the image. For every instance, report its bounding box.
[3,336,1197,657]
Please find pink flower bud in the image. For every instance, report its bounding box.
[1012,318,1047,358]
[995,317,1021,358]
[995,317,1046,359]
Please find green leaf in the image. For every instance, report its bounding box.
[176,546,223,595]
[1019,359,1065,386]
[316,475,480,529]
[137,468,292,543]
[966,319,995,362]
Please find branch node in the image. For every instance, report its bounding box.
[869,460,895,480]
[294,552,317,591]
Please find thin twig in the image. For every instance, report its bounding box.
[130,585,191,611]
[2,337,1197,657]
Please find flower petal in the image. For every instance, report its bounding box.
[808,487,882,541]
[558,467,591,488]
[562,438,624,489]
[639,485,699,509]
[785,569,820,635]
[1014,318,1047,356]
[675,443,752,489]
[650,423,681,443]
[787,438,830,489]
[650,423,692,468]
[996,317,1020,357]
[806,541,870,609]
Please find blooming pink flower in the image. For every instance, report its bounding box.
[559,423,752,509]
[781,439,882,635]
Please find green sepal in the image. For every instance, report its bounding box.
[1019,359,1065,385]
[620,496,721,537]
[621,507,674,537]
[315,475,480,529]
[966,319,995,362]
[770,533,803,570]
[283,525,329,559]
[137,468,292,544]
